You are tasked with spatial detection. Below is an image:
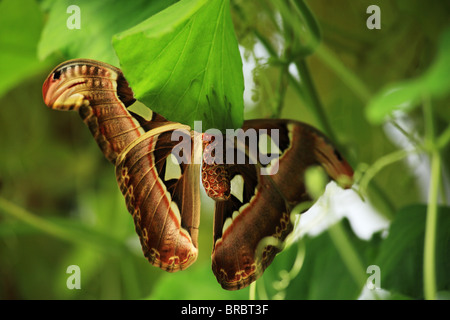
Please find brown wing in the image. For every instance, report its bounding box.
[115,126,200,271]
[42,59,200,271]
[210,119,354,290]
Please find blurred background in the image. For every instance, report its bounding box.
[0,0,449,299]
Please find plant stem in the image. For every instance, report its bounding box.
[0,196,127,256]
[290,0,321,47]
[328,221,367,289]
[437,124,450,150]
[422,94,440,300]
[358,149,409,199]
[424,150,441,300]
[0,197,74,243]
[272,64,290,118]
[294,59,335,138]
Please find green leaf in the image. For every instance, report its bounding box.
[0,0,51,98]
[38,0,177,66]
[375,204,450,299]
[366,27,450,124]
[113,0,244,131]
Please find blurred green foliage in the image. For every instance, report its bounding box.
[0,0,449,300]
[367,28,450,124]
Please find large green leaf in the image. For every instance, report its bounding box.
[38,0,177,66]
[113,0,244,131]
[375,204,450,299]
